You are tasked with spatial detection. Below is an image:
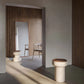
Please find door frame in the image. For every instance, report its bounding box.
[6,4,46,67]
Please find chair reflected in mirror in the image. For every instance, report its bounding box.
[24,44,29,56]
[32,43,42,59]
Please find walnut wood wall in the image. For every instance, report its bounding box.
[72,0,84,68]
[6,6,42,57]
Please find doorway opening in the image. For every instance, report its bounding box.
[6,5,45,70]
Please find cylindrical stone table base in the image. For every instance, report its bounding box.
[13,50,22,62]
[53,59,67,83]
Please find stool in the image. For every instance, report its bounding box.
[53,59,67,83]
[13,50,22,62]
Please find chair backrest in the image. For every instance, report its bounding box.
[25,44,29,50]
[33,43,42,50]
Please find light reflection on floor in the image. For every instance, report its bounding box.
[0,58,82,84]
[4,59,68,84]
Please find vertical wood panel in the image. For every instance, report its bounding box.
[72,0,80,66]
[79,0,84,67]
[72,0,84,68]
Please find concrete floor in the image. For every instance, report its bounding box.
[0,57,83,84]
[21,55,42,69]
[21,56,84,84]
[36,66,84,84]
[0,58,67,84]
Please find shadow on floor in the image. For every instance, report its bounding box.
[0,73,21,84]
[35,65,84,84]
[35,66,54,80]
[9,57,84,84]
[7,63,41,84]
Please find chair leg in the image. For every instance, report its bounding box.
[27,50,29,56]
[24,50,26,56]
[39,51,40,57]
[32,51,35,60]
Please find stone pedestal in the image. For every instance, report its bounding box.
[13,50,22,62]
[53,59,67,83]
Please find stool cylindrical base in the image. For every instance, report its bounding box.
[53,59,67,83]
[55,67,65,82]
[13,51,22,62]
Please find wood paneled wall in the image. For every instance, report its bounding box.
[72,0,84,68]
[6,6,42,57]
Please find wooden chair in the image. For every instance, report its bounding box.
[24,44,29,56]
[32,43,42,59]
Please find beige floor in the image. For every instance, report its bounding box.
[5,59,67,84]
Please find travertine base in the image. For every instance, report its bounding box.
[13,51,22,62]
[53,59,67,83]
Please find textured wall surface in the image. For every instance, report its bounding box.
[0,3,6,73]
[0,0,72,73]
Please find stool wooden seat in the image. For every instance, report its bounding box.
[53,59,67,62]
